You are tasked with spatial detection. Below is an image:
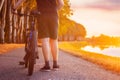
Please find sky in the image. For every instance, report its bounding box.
[69,0,120,37]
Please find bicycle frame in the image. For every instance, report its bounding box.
[13,11,40,76]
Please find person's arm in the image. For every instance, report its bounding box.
[56,0,64,10]
[13,0,26,10]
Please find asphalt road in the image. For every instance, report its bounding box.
[0,47,120,80]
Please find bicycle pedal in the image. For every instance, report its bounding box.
[19,61,25,65]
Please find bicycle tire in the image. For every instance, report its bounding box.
[24,51,30,68]
[28,52,35,76]
[27,30,38,76]
[25,55,29,68]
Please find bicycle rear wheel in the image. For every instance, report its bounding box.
[24,52,29,68]
[25,56,29,68]
[28,52,35,76]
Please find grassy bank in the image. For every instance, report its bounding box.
[0,44,24,54]
[59,41,120,74]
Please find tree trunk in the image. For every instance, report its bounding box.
[0,0,5,12]
[12,0,18,43]
[0,25,4,43]
[12,13,18,43]
[0,0,7,43]
[17,7,24,43]
[5,0,12,43]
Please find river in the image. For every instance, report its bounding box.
[81,46,120,57]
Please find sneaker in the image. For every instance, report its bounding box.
[53,65,60,71]
[40,66,51,72]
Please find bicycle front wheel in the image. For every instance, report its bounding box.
[28,52,35,76]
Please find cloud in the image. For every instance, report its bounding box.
[70,0,100,8]
[70,0,120,10]
[84,0,120,10]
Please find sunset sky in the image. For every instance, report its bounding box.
[69,0,120,37]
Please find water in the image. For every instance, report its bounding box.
[81,46,120,57]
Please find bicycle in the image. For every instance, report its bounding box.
[13,11,40,76]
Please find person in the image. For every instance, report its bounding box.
[13,0,64,71]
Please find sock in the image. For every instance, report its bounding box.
[45,61,50,67]
[53,61,58,66]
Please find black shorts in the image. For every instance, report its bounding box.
[37,14,58,39]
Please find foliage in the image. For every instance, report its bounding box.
[23,0,37,11]
[59,0,72,17]
[58,0,86,40]
[89,34,120,48]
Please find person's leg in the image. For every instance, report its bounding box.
[41,38,51,71]
[50,38,58,61]
[50,38,59,70]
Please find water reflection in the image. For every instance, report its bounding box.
[81,46,120,57]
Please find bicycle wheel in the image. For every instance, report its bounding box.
[25,54,29,68]
[28,52,35,76]
[25,59,28,68]
[24,50,30,68]
[27,30,38,76]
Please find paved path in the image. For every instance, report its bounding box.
[0,47,120,80]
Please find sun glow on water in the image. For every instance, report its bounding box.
[81,46,120,57]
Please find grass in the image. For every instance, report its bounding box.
[0,44,24,54]
[59,41,120,74]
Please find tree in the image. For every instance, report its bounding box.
[58,0,87,41]
[74,23,86,38]
[58,0,73,39]
[0,0,7,43]
[5,0,13,43]
[58,19,87,41]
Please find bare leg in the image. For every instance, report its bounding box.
[41,38,50,66]
[50,38,59,66]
